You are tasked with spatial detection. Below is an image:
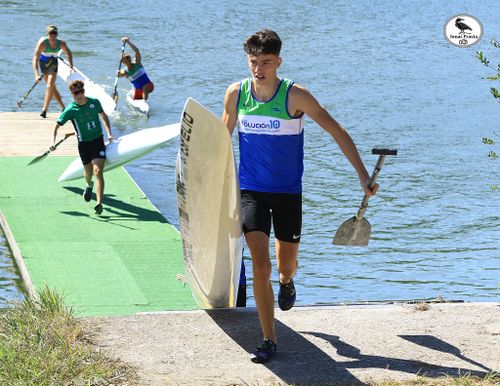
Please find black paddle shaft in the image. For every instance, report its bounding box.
[16,75,43,108]
[112,42,126,101]
[27,134,73,166]
[356,148,398,220]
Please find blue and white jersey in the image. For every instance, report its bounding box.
[237,78,305,193]
[39,38,61,63]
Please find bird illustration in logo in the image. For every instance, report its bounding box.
[455,18,472,34]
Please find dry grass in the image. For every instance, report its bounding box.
[0,285,138,385]
[369,372,500,386]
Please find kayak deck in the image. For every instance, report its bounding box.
[126,90,150,116]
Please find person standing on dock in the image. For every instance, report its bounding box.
[51,80,114,215]
[222,29,378,363]
[32,24,73,118]
[117,37,154,100]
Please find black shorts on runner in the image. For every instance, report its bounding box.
[240,190,302,243]
[39,58,58,75]
[78,136,106,165]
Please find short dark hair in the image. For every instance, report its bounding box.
[244,29,282,56]
[69,80,84,90]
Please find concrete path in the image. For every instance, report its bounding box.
[86,302,500,385]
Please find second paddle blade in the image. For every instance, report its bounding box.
[333,216,371,246]
[27,153,48,166]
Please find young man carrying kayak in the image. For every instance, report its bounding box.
[51,80,114,215]
[222,29,378,363]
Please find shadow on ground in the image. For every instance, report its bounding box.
[206,309,492,385]
[63,187,167,223]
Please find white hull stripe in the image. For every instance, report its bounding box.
[238,114,304,136]
[129,67,146,81]
[41,50,61,58]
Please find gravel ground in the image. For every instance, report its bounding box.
[84,302,500,385]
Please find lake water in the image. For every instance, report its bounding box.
[1,0,499,308]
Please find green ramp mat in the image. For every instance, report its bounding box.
[0,156,197,316]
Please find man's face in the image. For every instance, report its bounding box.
[47,31,58,42]
[247,53,281,83]
[70,85,85,103]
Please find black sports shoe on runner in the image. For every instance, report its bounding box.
[40,110,47,118]
[278,279,296,311]
[94,204,103,215]
[83,184,93,202]
[250,338,277,363]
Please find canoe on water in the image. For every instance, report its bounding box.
[126,89,150,117]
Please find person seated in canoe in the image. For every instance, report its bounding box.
[117,37,154,100]
[32,24,74,118]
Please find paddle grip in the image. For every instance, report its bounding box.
[372,148,398,156]
[53,137,66,149]
[48,137,67,153]
[356,148,397,220]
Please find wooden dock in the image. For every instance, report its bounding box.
[0,112,77,156]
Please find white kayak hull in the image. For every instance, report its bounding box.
[58,123,180,182]
[57,57,116,116]
[126,90,150,116]
[176,98,243,308]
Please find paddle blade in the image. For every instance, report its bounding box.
[333,216,371,246]
[27,152,48,166]
[113,93,119,104]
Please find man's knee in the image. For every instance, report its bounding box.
[93,162,104,176]
[46,80,57,89]
[252,258,272,280]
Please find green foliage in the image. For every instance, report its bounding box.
[490,87,500,99]
[476,50,490,66]
[476,40,499,191]
[0,285,136,385]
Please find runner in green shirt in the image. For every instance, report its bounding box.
[52,80,114,215]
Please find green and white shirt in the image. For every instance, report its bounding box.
[57,98,104,142]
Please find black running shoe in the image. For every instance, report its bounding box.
[250,338,277,363]
[94,204,103,215]
[40,110,47,118]
[83,184,93,202]
[278,279,296,311]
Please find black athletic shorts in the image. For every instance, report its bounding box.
[78,135,106,165]
[240,190,302,243]
[39,58,58,75]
